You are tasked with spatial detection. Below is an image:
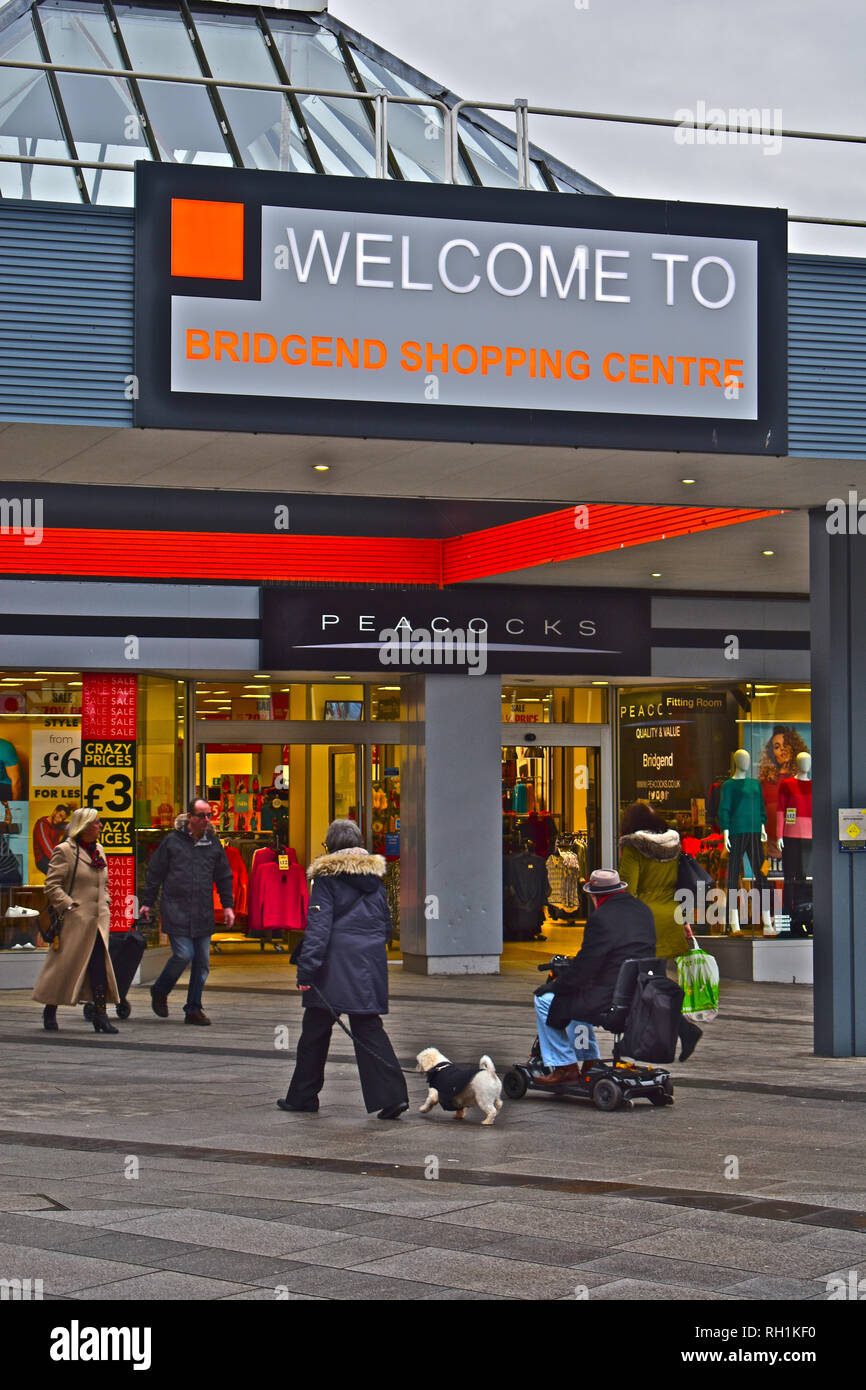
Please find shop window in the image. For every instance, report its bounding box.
[501,685,608,725]
[618,684,811,937]
[0,670,82,948]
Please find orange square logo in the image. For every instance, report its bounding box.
[171,198,244,280]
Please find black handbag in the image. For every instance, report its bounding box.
[40,848,80,944]
[675,850,714,894]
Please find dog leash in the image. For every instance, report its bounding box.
[306,982,417,1076]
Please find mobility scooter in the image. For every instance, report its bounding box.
[501,955,676,1111]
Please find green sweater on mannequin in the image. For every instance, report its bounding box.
[718,778,765,835]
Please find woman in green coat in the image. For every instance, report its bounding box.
[618,801,690,959]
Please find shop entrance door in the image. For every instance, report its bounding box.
[501,725,612,938]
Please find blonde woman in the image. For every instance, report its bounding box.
[32,807,120,1034]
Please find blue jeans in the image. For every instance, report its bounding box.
[152,935,211,1013]
[534,992,600,1066]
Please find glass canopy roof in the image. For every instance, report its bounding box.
[0,0,606,203]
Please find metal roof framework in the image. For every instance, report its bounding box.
[0,0,605,203]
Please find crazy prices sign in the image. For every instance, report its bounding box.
[81,675,137,932]
[134,165,787,454]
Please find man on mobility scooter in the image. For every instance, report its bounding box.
[503,868,700,1110]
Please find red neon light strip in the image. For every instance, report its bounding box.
[0,506,783,585]
[442,505,784,584]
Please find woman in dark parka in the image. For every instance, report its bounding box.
[278,819,409,1119]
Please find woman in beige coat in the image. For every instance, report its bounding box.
[33,807,120,1034]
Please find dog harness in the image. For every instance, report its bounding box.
[425,1061,479,1111]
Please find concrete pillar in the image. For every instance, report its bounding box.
[400,674,502,974]
[809,508,866,1055]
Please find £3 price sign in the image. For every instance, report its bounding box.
[81,676,138,931]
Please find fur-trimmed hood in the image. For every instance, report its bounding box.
[307,847,386,881]
[620,828,681,861]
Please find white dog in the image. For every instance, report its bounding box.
[416,1047,503,1125]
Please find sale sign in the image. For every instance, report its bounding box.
[81,676,138,930]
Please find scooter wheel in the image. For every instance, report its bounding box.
[502,1069,528,1100]
[116,1000,131,1020]
[592,1077,623,1111]
[648,1091,672,1106]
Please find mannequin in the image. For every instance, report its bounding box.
[777,751,812,917]
[719,749,774,934]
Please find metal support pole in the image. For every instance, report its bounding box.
[373,91,388,179]
[515,97,530,189]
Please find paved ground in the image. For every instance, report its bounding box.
[1,940,864,1302]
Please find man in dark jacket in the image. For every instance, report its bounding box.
[278,818,408,1120]
[533,868,656,1083]
[140,800,234,1025]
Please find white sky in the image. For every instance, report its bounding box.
[333,0,864,258]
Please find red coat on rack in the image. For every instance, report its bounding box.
[213,844,248,924]
[249,846,308,931]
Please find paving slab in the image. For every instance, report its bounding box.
[101,1209,352,1257]
[351,1247,589,1298]
[66,1272,255,1300]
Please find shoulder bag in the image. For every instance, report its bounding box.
[40,847,81,945]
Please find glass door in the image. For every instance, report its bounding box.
[502,726,611,939]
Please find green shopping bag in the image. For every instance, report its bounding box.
[676,945,720,1022]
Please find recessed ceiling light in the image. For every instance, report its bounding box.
[254,674,271,680]
[651,572,662,578]
[680,478,696,485]
[591,681,609,686]
[762,549,775,556]
[333,675,352,681]
[313,464,330,472]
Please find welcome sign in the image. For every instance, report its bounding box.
[135,165,787,453]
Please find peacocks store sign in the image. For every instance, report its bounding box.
[135,164,787,454]
[262,585,651,677]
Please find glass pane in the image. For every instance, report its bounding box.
[271,25,375,177]
[349,46,445,183]
[193,14,314,173]
[115,5,230,164]
[38,4,148,203]
[0,16,80,200]
[459,121,520,188]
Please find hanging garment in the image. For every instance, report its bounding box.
[503,851,550,940]
[213,844,249,923]
[249,846,308,931]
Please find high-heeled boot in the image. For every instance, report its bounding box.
[42,1005,59,1032]
[91,991,118,1034]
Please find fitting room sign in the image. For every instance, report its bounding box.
[134,164,787,454]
